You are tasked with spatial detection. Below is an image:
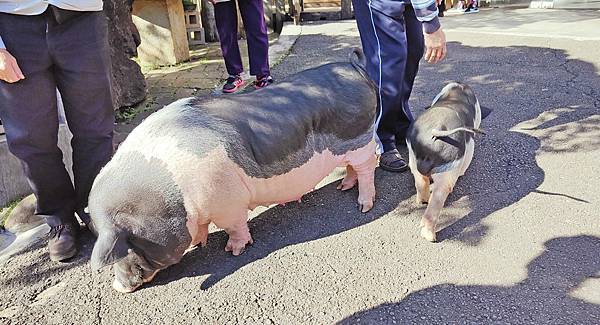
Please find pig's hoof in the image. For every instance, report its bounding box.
[358,198,374,213]
[415,196,429,205]
[225,237,254,256]
[420,226,437,242]
[113,279,140,293]
[337,178,358,191]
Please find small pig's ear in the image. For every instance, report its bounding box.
[91,229,129,272]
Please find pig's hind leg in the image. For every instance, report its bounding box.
[337,165,358,191]
[420,171,456,242]
[213,212,254,256]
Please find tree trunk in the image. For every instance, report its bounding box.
[103,0,147,109]
[201,0,220,42]
[341,0,353,19]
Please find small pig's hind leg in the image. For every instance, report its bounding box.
[412,169,431,205]
[420,171,456,242]
[353,154,377,213]
[337,165,358,191]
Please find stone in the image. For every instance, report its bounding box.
[0,138,30,207]
[0,224,50,265]
[133,0,191,66]
[0,96,72,207]
[104,0,147,109]
[3,194,43,234]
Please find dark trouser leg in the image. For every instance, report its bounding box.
[397,5,424,142]
[352,0,408,153]
[238,0,270,77]
[214,0,244,76]
[0,13,76,226]
[49,12,115,214]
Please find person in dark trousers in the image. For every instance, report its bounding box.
[353,0,447,172]
[0,1,114,262]
[211,0,272,93]
[438,0,446,16]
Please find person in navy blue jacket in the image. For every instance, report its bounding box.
[353,0,447,172]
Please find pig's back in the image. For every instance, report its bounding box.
[190,62,377,178]
[117,61,376,180]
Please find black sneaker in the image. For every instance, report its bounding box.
[222,75,245,93]
[254,75,273,90]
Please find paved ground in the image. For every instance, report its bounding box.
[1,8,600,324]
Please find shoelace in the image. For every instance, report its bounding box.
[226,76,239,84]
[255,76,271,87]
[48,224,69,240]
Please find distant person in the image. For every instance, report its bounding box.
[464,0,479,13]
[438,0,446,17]
[0,2,114,261]
[353,0,447,172]
[210,0,272,93]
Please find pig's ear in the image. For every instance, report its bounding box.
[91,228,129,272]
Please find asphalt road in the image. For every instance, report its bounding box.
[1,9,599,324]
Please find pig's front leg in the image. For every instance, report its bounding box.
[353,154,377,213]
[337,165,358,191]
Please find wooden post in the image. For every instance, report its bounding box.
[132,0,191,66]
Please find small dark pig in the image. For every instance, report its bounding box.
[406,82,491,242]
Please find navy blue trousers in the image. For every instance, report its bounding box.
[214,0,270,77]
[0,10,114,225]
[352,0,424,152]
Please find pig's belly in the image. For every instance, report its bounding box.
[247,150,345,209]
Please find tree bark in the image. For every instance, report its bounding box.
[341,0,353,19]
[201,0,220,42]
[103,0,147,109]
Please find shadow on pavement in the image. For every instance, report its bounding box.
[2,34,598,294]
[410,42,599,245]
[152,168,413,290]
[339,235,600,324]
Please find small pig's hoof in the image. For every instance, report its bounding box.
[415,196,429,205]
[420,226,437,242]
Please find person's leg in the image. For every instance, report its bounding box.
[352,0,409,172]
[398,5,424,143]
[0,12,78,261]
[237,0,270,78]
[214,0,244,77]
[352,0,407,152]
[49,11,115,220]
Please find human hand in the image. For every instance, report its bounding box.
[423,28,447,64]
[208,0,217,4]
[0,49,25,83]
